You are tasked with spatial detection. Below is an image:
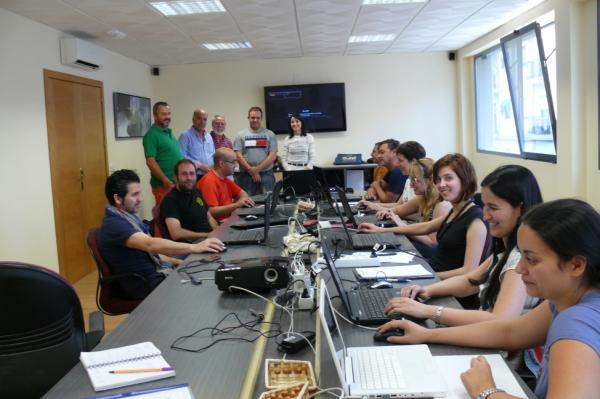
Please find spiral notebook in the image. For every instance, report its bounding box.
[80,342,175,391]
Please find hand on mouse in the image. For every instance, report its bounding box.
[384,297,432,320]
[377,319,430,344]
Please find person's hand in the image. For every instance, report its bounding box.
[376,209,393,220]
[198,163,211,173]
[248,167,261,183]
[358,223,383,233]
[365,188,377,200]
[237,197,255,208]
[399,284,430,300]
[384,297,432,320]
[193,237,225,253]
[376,319,430,344]
[162,180,175,189]
[460,356,497,399]
[389,213,403,226]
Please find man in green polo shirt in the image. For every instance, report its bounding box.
[143,101,182,205]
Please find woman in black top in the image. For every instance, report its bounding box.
[359,153,488,280]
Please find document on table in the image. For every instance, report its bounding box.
[84,383,194,399]
[434,354,527,399]
[354,264,433,280]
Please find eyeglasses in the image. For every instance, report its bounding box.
[409,177,424,184]
[224,160,238,164]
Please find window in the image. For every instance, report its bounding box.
[475,21,557,162]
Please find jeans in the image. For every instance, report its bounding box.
[235,169,275,196]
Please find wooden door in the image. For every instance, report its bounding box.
[44,69,108,283]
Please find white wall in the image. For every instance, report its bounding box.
[457,0,599,205]
[152,53,458,164]
[0,8,153,273]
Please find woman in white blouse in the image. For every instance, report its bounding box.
[280,114,316,171]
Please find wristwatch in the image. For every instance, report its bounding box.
[477,387,506,399]
[433,306,444,324]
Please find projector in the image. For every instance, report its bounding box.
[214,257,289,291]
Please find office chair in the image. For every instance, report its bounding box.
[86,228,145,315]
[0,261,104,399]
[152,205,171,239]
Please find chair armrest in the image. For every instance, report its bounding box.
[85,310,105,350]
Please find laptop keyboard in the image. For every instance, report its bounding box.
[357,289,393,319]
[356,348,407,390]
[229,229,262,241]
[352,233,397,249]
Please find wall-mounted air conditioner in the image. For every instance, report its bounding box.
[60,37,105,71]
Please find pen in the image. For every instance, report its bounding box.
[108,367,174,374]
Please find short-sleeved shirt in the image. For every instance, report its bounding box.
[98,208,164,299]
[143,124,183,187]
[429,204,485,272]
[211,131,233,149]
[197,170,242,220]
[233,128,278,170]
[382,167,408,195]
[535,291,600,398]
[178,128,215,174]
[160,188,212,234]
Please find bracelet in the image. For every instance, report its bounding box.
[433,306,444,324]
[477,387,506,399]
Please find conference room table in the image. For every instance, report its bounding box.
[43,204,535,398]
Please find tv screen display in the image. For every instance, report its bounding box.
[264,83,346,134]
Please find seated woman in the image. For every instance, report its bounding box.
[377,199,600,399]
[360,153,488,281]
[384,165,543,328]
[279,114,316,171]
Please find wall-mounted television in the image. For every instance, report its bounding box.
[264,82,346,134]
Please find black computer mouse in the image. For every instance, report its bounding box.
[373,328,404,342]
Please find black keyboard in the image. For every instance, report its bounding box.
[358,289,394,319]
[230,229,262,240]
[352,232,397,249]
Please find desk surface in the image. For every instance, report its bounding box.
[45,208,535,399]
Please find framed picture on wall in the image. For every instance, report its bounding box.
[113,92,151,139]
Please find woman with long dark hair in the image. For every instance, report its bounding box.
[377,198,600,399]
[384,165,543,326]
[279,114,316,171]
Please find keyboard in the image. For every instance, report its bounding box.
[357,289,394,319]
[356,348,407,390]
[351,232,397,249]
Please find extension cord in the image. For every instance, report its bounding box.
[297,287,314,310]
[292,271,305,294]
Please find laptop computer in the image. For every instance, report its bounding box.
[318,283,446,398]
[217,194,280,245]
[237,179,295,217]
[282,169,318,198]
[320,241,401,325]
[334,186,396,228]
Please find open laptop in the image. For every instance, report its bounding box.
[236,179,295,217]
[217,194,278,245]
[320,241,401,325]
[318,283,446,398]
[282,169,318,198]
[334,186,396,228]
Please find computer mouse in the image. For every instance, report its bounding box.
[370,281,393,289]
[373,328,404,342]
[245,214,258,221]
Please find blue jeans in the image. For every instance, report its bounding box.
[235,169,275,196]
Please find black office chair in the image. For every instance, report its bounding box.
[0,261,104,399]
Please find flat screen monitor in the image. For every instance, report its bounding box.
[264,83,346,134]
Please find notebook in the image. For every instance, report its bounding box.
[318,284,447,398]
[84,383,194,399]
[320,240,401,325]
[80,342,175,392]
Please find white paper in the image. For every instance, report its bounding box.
[354,264,432,279]
[433,354,527,399]
[376,252,414,264]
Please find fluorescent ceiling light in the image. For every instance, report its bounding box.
[348,34,396,43]
[203,42,252,50]
[362,0,427,4]
[151,1,225,16]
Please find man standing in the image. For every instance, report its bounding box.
[210,114,233,150]
[99,169,224,300]
[197,148,254,221]
[160,160,218,241]
[143,101,182,205]
[365,139,407,203]
[233,106,278,195]
[179,109,215,178]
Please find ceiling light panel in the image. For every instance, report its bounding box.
[348,34,396,43]
[203,41,252,50]
[150,1,226,16]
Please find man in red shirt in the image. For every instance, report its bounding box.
[197,148,254,221]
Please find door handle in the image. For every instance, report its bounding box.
[79,168,84,191]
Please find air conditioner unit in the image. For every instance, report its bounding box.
[60,37,105,70]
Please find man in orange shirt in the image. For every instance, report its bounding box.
[197,148,254,221]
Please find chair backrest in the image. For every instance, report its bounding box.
[0,262,87,399]
[152,205,171,239]
[86,228,142,315]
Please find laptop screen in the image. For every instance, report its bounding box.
[320,242,354,316]
[334,186,358,228]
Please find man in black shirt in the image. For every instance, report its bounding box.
[160,159,217,241]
